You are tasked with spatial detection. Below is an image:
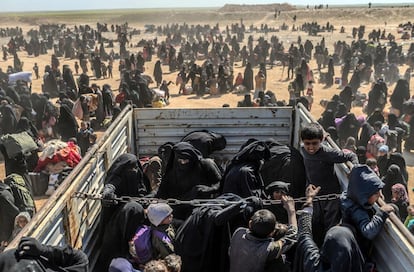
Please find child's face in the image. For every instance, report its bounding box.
[17,217,28,228]
[302,139,322,155]
[160,213,173,225]
[368,191,381,205]
[392,190,399,201]
[408,207,414,216]
[272,190,284,200]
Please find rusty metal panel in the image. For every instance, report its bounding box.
[134,107,293,159]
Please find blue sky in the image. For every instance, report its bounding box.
[1,0,407,12]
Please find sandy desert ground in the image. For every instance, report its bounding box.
[0,4,414,203]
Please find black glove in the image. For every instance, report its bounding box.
[16,237,48,259]
[101,184,118,207]
[244,196,263,210]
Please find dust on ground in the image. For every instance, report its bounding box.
[1,5,414,205]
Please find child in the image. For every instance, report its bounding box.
[300,123,358,246]
[10,212,31,240]
[341,165,395,257]
[365,157,379,176]
[33,63,39,79]
[76,121,93,156]
[101,62,108,79]
[305,80,314,110]
[160,80,173,101]
[147,203,175,260]
[229,199,297,272]
[404,205,414,227]
[74,61,79,75]
[108,59,113,78]
[391,183,409,221]
[265,181,291,224]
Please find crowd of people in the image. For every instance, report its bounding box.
[0,6,414,272]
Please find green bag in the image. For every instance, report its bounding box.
[4,173,36,216]
[0,131,38,159]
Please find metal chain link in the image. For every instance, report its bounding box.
[72,192,341,206]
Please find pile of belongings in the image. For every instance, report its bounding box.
[34,140,81,172]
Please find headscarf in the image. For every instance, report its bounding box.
[172,141,203,170]
[16,117,38,138]
[106,153,138,178]
[391,183,409,203]
[105,153,148,197]
[319,225,365,272]
[231,140,270,165]
[97,202,145,272]
[382,164,407,202]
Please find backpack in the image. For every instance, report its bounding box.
[129,225,172,265]
[0,132,38,159]
[4,173,36,216]
[366,133,385,157]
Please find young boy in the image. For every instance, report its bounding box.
[341,165,395,256]
[300,123,358,246]
[33,63,39,79]
[229,197,297,272]
[74,61,79,75]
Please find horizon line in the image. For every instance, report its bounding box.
[0,2,412,14]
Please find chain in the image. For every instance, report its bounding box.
[72,192,341,206]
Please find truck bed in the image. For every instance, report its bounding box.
[7,105,414,271]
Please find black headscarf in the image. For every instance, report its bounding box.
[261,138,306,198]
[96,202,145,272]
[381,164,407,202]
[0,104,18,134]
[320,226,365,272]
[157,142,202,199]
[222,140,270,198]
[181,130,227,158]
[390,79,410,113]
[105,153,149,197]
[175,193,245,272]
[318,109,336,131]
[157,142,222,202]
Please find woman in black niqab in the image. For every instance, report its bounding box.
[294,224,365,272]
[96,202,145,272]
[381,164,407,202]
[222,140,271,198]
[56,104,79,142]
[104,153,149,197]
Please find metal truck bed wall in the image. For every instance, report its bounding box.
[134,107,293,162]
[6,104,414,271]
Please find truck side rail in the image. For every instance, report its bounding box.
[295,103,414,272]
[6,105,136,269]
